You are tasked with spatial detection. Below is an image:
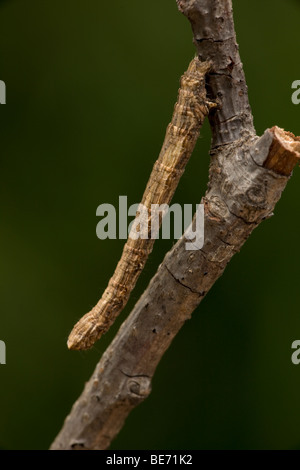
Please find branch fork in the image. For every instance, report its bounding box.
[51,0,300,450]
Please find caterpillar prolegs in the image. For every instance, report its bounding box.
[68,58,215,350]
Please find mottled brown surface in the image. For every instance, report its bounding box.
[68,58,215,350]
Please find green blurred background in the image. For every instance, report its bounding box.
[0,0,300,450]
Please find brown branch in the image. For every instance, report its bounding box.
[51,0,300,450]
[177,0,255,147]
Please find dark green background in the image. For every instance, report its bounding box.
[0,0,300,450]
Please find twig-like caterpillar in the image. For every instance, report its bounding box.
[68,58,215,350]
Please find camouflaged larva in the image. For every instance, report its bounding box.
[68,58,215,350]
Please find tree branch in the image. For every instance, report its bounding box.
[177,0,255,147]
[51,0,300,450]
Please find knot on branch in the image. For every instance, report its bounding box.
[127,377,152,399]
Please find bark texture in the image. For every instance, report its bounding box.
[177,0,255,147]
[51,0,300,450]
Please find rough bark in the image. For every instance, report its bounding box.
[177,0,255,147]
[51,0,300,450]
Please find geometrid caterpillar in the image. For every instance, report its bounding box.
[68,58,216,350]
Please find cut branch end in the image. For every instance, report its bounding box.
[264,126,300,176]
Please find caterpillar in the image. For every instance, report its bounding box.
[68,57,215,350]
